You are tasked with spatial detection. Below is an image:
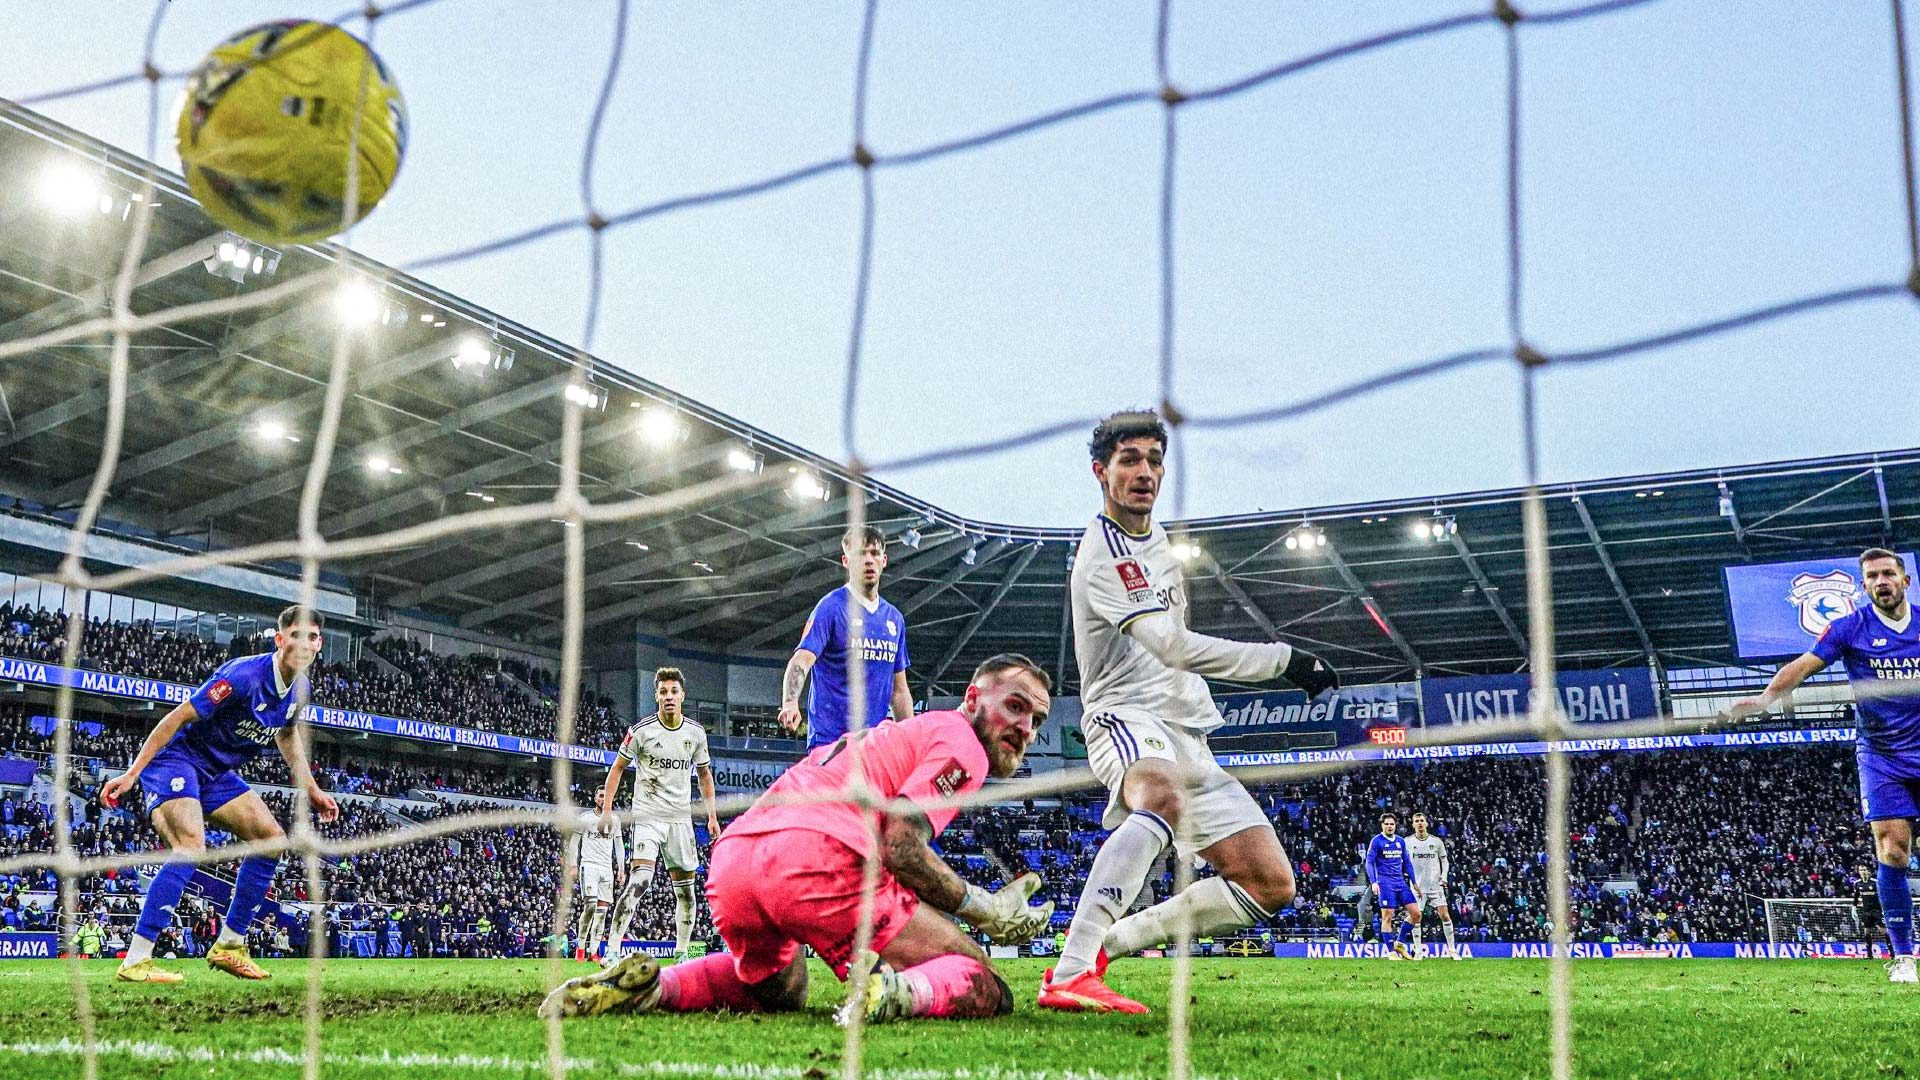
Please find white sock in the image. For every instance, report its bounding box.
[1055,810,1173,981]
[576,903,600,954]
[124,934,155,966]
[1105,877,1271,959]
[608,876,647,955]
[1442,920,1456,951]
[1413,921,1424,951]
[216,925,246,949]
[672,879,698,954]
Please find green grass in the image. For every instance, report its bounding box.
[0,957,1909,1079]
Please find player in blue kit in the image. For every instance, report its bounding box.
[99,605,339,983]
[778,525,914,749]
[1366,813,1422,959]
[1732,548,1920,982]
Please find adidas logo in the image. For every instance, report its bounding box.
[1098,886,1124,906]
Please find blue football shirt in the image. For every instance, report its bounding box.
[170,652,309,772]
[1366,833,1415,888]
[1811,605,1920,755]
[797,586,909,749]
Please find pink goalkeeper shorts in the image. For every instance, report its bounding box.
[707,828,918,984]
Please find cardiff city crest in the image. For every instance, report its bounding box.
[1787,570,1859,635]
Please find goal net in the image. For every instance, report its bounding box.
[1,2,1917,1080]
[1762,898,1862,949]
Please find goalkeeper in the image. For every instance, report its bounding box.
[545,654,1056,1024]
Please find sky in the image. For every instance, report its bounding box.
[5,1,1916,527]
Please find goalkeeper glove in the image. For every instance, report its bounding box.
[956,872,1055,945]
[1282,647,1339,698]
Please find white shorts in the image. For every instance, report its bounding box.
[580,866,615,904]
[630,818,699,873]
[1419,886,1449,910]
[1082,707,1273,859]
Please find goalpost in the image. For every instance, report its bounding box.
[1763,898,1864,948]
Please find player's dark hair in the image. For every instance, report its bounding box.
[277,605,323,631]
[1088,409,1169,465]
[1860,547,1903,570]
[843,524,886,552]
[654,666,684,688]
[972,652,1052,693]
[1380,813,1397,825]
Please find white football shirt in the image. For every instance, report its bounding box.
[1405,833,1448,890]
[573,809,624,874]
[616,714,711,822]
[1072,514,1222,732]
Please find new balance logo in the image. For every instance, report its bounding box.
[1873,638,1889,647]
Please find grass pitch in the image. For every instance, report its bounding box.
[0,957,1905,1079]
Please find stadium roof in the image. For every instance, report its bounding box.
[2,104,1917,693]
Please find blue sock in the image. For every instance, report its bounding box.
[135,862,195,942]
[1878,861,1914,957]
[224,855,279,938]
[1397,921,1414,947]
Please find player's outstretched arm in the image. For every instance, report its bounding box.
[779,649,817,733]
[275,723,339,822]
[879,810,1053,944]
[1126,613,1339,695]
[100,700,198,809]
[1728,653,1828,721]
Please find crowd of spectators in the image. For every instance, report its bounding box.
[0,598,1893,952]
[354,637,629,749]
[0,603,633,750]
[2,601,233,684]
[1,706,1891,951]
[931,748,1876,946]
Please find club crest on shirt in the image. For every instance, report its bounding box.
[932,759,969,797]
[1787,570,1859,636]
[1114,559,1154,604]
[207,679,234,704]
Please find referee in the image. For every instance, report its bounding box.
[1854,862,1883,960]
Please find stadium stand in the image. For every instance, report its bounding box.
[17,718,1874,954]
[0,605,1885,955]
[1,600,631,749]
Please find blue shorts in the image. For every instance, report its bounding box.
[140,747,252,818]
[1376,882,1419,909]
[1856,744,1920,822]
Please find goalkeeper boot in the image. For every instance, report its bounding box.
[1888,956,1918,984]
[834,951,915,1027]
[114,958,184,984]
[540,953,662,1018]
[207,942,271,980]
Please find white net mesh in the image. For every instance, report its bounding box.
[1,1,1917,1079]
[1762,898,1864,949]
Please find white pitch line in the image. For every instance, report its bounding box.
[0,1039,1239,1080]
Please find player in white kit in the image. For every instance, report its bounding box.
[1405,813,1459,960]
[573,787,626,961]
[1039,410,1341,1014]
[597,667,721,963]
